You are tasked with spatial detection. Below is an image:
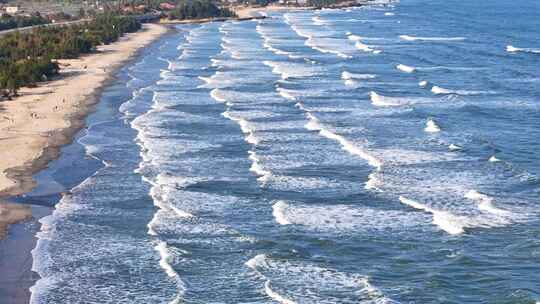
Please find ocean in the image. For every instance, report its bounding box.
[27,0,540,302]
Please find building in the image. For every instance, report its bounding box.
[159,2,176,10]
[5,6,20,14]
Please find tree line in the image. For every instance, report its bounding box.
[0,13,50,31]
[0,14,141,99]
[167,0,236,20]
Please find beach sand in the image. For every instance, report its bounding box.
[0,22,168,245]
[0,22,168,304]
[0,23,168,200]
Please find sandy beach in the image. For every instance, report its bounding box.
[0,23,168,238]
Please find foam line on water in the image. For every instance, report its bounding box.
[465,190,510,216]
[399,35,466,41]
[305,37,352,58]
[248,151,271,182]
[431,85,494,96]
[399,196,466,235]
[506,45,540,54]
[289,24,352,59]
[155,241,186,304]
[265,282,297,304]
[305,112,382,169]
[245,254,396,303]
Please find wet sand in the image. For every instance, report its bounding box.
[0,23,169,304]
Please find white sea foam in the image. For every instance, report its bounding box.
[399,35,466,41]
[263,41,292,57]
[263,60,317,79]
[305,112,382,169]
[342,71,377,80]
[384,12,395,16]
[419,80,429,87]
[431,85,492,95]
[312,16,327,25]
[355,41,374,52]
[344,79,358,87]
[246,254,395,303]
[265,282,297,304]
[370,91,401,107]
[448,144,462,151]
[506,45,540,54]
[431,85,452,95]
[365,172,381,190]
[248,151,271,181]
[221,111,252,134]
[305,38,352,59]
[396,64,416,73]
[277,87,297,101]
[489,155,501,162]
[425,118,441,133]
[156,241,178,278]
[272,201,292,225]
[465,190,510,216]
[210,88,227,102]
[399,196,466,235]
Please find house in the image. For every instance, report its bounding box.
[5,6,20,14]
[159,2,176,10]
[135,4,147,12]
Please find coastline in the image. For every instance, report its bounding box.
[0,22,169,304]
[0,23,168,199]
[0,23,168,236]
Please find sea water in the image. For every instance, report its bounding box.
[29,0,540,302]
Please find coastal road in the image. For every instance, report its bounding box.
[0,19,91,37]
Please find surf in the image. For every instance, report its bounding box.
[399,35,466,41]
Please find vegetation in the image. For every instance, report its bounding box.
[167,0,236,20]
[0,14,141,99]
[0,13,50,31]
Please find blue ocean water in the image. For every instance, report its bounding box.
[28,0,540,303]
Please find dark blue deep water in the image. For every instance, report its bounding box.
[29,0,540,303]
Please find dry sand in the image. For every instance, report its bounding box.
[0,23,168,238]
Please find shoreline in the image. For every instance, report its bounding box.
[0,23,169,199]
[0,22,169,304]
[0,23,169,236]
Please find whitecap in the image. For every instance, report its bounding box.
[448,144,462,151]
[355,41,375,52]
[248,151,271,181]
[396,64,416,73]
[431,85,493,95]
[272,201,293,225]
[305,112,382,169]
[489,155,501,162]
[506,45,540,54]
[399,196,466,235]
[424,118,441,133]
[464,190,510,216]
[399,35,466,41]
[370,91,401,107]
[342,71,377,80]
